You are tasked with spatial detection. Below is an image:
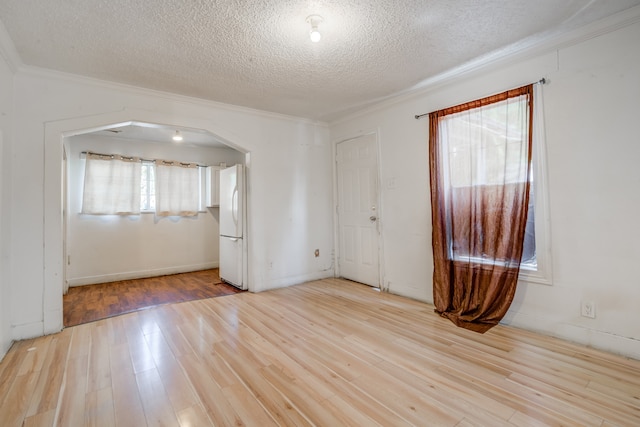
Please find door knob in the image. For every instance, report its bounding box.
[369,216,377,222]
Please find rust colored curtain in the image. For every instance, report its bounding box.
[429,84,533,333]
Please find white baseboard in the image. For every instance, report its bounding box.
[68,262,219,287]
[502,312,640,361]
[256,270,334,292]
[0,338,12,362]
[12,321,44,341]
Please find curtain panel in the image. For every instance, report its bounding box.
[428,84,534,333]
[81,153,142,215]
[155,160,200,217]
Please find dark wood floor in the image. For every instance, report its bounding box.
[63,269,243,327]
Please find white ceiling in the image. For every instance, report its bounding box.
[1,0,640,122]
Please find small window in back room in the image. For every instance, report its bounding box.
[81,153,142,215]
[140,161,156,212]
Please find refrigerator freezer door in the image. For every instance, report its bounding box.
[220,164,243,238]
[220,236,244,289]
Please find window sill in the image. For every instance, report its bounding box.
[451,256,552,286]
[518,268,552,286]
[140,210,207,215]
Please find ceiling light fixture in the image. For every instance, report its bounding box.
[306,15,323,43]
[172,130,183,142]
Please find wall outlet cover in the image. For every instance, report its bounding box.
[581,301,596,319]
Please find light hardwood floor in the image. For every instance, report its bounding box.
[0,278,638,426]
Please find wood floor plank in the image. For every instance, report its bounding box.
[177,352,245,426]
[260,364,349,427]
[17,336,53,376]
[349,361,465,426]
[0,371,39,427]
[155,353,203,414]
[176,404,214,427]
[222,382,279,427]
[213,340,313,427]
[25,329,72,418]
[86,321,112,393]
[121,314,156,375]
[22,409,55,427]
[0,340,30,408]
[85,387,116,427]
[1,277,639,426]
[55,354,88,427]
[135,368,180,426]
[109,342,147,427]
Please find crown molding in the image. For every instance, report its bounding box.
[328,4,640,126]
[16,64,329,128]
[0,18,22,73]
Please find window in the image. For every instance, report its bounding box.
[141,161,205,213]
[83,154,206,217]
[81,153,142,215]
[154,161,200,217]
[434,83,551,284]
[439,92,533,270]
[428,84,547,332]
[140,161,156,212]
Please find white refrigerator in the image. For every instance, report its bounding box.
[219,164,245,289]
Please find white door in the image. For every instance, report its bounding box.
[337,134,380,287]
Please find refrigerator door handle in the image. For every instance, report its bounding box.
[232,186,238,226]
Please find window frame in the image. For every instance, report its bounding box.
[518,98,552,285]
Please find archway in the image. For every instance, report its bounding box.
[43,109,250,334]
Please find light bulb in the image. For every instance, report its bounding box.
[306,15,323,43]
[172,131,183,142]
[310,28,321,43]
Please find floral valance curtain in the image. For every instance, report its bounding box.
[82,153,142,215]
[155,160,200,217]
[429,84,534,333]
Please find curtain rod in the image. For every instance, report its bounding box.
[413,78,547,120]
[80,151,208,168]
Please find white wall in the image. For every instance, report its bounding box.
[8,68,333,340]
[66,134,244,286]
[330,17,640,358]
[0,48,12,359]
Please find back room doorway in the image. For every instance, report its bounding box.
[62,122,246,325]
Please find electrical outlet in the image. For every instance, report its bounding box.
[581,301,596,319]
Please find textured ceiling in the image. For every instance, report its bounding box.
[1,0,640,121]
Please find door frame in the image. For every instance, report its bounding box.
[332,130,385,288]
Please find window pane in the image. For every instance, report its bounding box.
[521,184,536,267]
[444,95,528,188]
[140,162,156,211]
[82,155,141,215]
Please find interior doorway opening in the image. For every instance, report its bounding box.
[62,121,247,324]
[44,111,251,335]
